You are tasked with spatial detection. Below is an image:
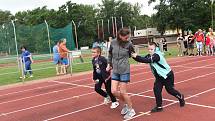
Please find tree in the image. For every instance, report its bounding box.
[149,0,212,34]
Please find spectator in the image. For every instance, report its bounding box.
[58,38,72,74]
[176,33,185,56]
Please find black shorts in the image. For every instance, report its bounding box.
[188,43,194,49]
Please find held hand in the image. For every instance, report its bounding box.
[131,53,138,58]
[106,64,112,72]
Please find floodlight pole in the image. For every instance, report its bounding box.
[44,20,52,57]
[11,19,22,78]
[71,20,79,49]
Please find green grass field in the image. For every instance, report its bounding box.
[0,45,180,86]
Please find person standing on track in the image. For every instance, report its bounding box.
[91,46,119,109]
[132,42,185,113]
[106,28,136,119]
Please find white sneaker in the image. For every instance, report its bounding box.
[121,104,129,115]
[19,76,25,79]
[103,96,110,104]
[124,108,136,119]
[110,102,119,109]
[30,75,33,78]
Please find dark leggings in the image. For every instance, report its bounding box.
[153,71,182,107]
[95,77,117,102]
[24,61,32,75]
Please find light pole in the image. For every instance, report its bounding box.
[11,19,20,71]
[44,20,52,57]
[71,20,79,49]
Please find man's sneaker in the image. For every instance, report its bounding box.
[103,96,110,105]
[151,106,163,113]
[124,108,136,119]
[110,102,119,109]
[179,94,185,107]
[29,75,34,78]
[121,104,129,115]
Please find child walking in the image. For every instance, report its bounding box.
[132,42,185,113]
[92,46,119,109]
[20,46,34,79]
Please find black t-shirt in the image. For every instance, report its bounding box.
[188,35,194,44]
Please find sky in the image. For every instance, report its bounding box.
[0,0,158,16]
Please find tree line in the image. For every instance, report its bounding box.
[0,0,214,53]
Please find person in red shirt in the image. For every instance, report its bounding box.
[192,29,204,56]
[58,38,71,74]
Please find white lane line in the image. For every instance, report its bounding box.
[0,65,146,98]
[0,56,213,98]
[185,102,215,109]
[0,85,90,105]
[42,68,215,121]
[0,61,209,106]
[124,88,215,121]
[0,57,215,116]
[0,70,154,106]
[136,69,215,95]
[128,93,215,109]
[43,103,105,121]
[0,92,96,117]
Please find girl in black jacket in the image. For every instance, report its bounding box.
[92,46,119,109]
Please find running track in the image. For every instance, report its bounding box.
[0,56,215,121]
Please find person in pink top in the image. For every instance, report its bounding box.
[205,36,211,56]
[192,29,204,56]
[206,28,215,56]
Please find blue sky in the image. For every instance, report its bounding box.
[0,0,158,16]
